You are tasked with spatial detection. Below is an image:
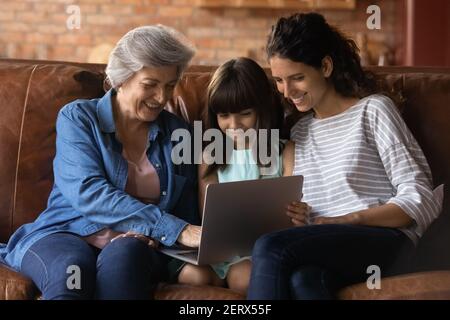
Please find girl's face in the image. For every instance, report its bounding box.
[216,108,257,148]
[270,56,332,113]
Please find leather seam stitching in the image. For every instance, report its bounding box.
[11,64,38,233]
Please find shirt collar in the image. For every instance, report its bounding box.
[97,89,163,141]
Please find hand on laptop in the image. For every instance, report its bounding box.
[111,231,159,248]
[177,224,201,248]
[286,201,311,226]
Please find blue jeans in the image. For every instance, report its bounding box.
[21,233,168,300]
[247,224,414,300]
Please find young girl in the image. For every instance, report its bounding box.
[176,57,295,295]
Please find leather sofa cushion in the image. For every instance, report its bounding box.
[0,264,38,300]
[155,283,245,300]
[337,270,450,300]
[0,61,105,242]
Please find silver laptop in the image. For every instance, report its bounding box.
[159,175,303,265]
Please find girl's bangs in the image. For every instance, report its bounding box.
[209,76,259,114]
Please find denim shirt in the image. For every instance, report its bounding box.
[0,89,199,271]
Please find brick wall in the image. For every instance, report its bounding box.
[0,0,400,66]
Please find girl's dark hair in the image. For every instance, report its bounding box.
[204,57,284,177]
[267,12,376,98]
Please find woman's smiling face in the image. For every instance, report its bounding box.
[117,65,179,122]
[270,56,332,113]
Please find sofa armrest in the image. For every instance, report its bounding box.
[155,283,245,300]
[337,270,450,300]
[0,264,39,300]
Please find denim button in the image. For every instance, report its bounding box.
[162,191,167,196]
[155,163,160,168]
[161,236,166,241]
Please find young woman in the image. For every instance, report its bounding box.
[247,13,443,300]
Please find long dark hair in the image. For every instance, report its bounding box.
[267,12,377,98]
[204,57,284,177]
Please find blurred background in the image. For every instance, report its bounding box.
[0,0,449,67]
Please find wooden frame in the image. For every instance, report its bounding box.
[195,0,355,9]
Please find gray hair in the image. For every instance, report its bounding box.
[105,25,196,89]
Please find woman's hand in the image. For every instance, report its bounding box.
[312,205,413,228]
[286,201,311,226]
[177,224,201,248]
[312,213,359,225]
[111,231,159,248]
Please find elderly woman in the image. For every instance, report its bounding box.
[0,25,201,299]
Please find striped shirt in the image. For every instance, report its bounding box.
[291,94,441,244]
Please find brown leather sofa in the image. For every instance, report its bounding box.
[0,59,449,300]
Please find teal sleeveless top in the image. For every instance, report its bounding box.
[217,145,283,183]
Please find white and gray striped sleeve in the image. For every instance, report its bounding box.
[367,95,442,237]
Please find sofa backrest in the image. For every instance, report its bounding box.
[0,59,449,269]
